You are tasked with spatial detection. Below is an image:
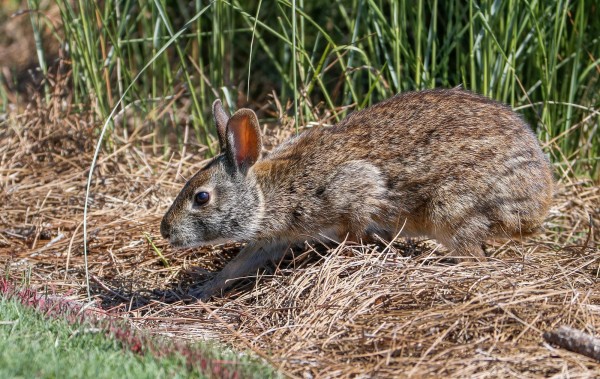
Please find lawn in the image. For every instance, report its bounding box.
[0,296,198,378]
[0,282,277,378]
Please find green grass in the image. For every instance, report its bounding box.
[0,295,274,378]
[0,297,190,378]
[6,0,600,176]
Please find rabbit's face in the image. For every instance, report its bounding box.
[160,155,262,248]
[161,100,264,249]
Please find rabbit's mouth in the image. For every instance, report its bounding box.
[168,235,232,249]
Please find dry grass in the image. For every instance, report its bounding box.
[1,95,599,379]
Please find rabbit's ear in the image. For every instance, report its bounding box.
[213,99,229,151]
[225,109,262,174]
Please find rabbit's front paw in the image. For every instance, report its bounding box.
[187,280,223,302]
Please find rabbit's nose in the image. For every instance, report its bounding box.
[160,218,170,240]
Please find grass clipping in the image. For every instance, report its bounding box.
[1,99,599,378]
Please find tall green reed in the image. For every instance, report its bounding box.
[28,0,600,176]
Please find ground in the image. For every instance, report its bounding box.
[1,99,599,378]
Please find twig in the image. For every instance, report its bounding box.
[543,325,600,361]
[143,232,170,267]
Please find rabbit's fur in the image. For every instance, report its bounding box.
[161,89,553,300]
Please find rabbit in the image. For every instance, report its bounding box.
[160,88,554,300]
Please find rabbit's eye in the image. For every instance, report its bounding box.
[194,191,210,206]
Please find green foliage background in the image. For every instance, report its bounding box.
[8,0,600,176]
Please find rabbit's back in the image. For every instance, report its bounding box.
[260,89,553,255]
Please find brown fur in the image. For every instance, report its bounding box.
[161,89,554,300]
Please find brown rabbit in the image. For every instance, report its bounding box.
[161,89,553,300]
